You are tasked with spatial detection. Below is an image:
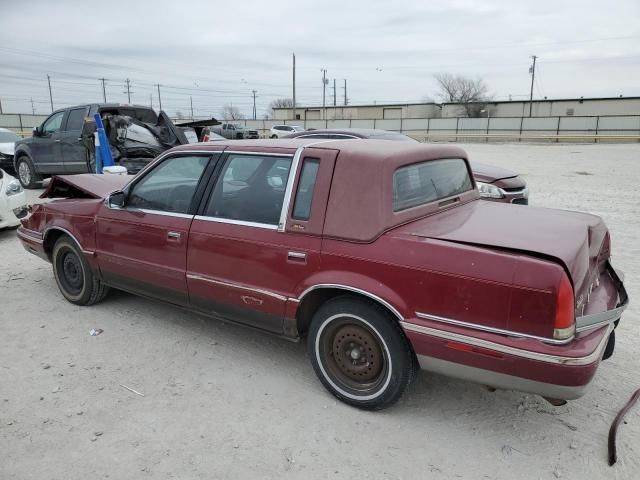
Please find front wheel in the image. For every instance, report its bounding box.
[16,156,42,189]
[307,297,416,410]
[52,236,110,305]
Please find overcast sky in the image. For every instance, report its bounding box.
[1,0,639,119]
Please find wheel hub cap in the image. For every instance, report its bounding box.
[19,162,30,184]
[331,324,383,382]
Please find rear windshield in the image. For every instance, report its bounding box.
[393,158,472,211]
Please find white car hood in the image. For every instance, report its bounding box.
[0,142,15,155]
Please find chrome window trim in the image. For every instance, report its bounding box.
[193,215,278,230]
[415,311,574,345]
[401,321,613,366]
[126,208,194,219]
[224,151,293,157]
[277,146,304,232]
[43,226,95,256]
[187,273,287,301]
[298,284,404,322]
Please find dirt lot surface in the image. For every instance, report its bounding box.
[1,143,638,479]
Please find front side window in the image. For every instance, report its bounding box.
[42,112,65,134]
[393,159,472,211]
[205,154,292,225]
[128,155,209,213]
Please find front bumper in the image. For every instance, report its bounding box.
[0,189,27,229]
[482,187,529,204]
[0,155,15,173]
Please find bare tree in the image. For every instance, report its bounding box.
[221,104,244,121]
[433,73,490,117]
[268,97,295,117]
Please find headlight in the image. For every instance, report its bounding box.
[5,179,23,196]
[476,181,504,199]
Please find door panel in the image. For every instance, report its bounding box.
[30,111,66,173]
[96,209,192,305]
[61,107,90,173]
[95,154,215,305]
[186,148,337,333]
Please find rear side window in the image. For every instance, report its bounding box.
[292,158,320,220]
[393,159,472,211]
[64,108,87,132]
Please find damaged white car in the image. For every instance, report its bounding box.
[0,168,27,229]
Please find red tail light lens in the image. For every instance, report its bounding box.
[554,273,575,340]
[203,134,209,142]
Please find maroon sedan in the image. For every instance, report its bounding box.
[18,139,626,410]
[284,128,528,204]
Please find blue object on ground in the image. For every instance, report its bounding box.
[94,113,114,171]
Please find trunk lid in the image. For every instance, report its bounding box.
[391,200,609,308]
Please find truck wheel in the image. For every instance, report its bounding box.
[16,156,42,189]
[307,297,415,410]
[52,236,110,306]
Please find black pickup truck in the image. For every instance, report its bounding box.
[13,103,188,188]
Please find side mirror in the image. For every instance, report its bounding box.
[107,190,126,209]
[33,126,41,137]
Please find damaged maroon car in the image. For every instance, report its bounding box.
[18,139,627,410]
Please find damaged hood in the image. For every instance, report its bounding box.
[390,200,608,298]
[468,161,518,183]
[41,174,131,199]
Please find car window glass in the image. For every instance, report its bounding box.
[205,154,292,225]
[393,158,472,211]
[128,155,209,214]
[292,158,319,220]
[64,108,86,132]
[43,112,65,134]
[0,130,20,142]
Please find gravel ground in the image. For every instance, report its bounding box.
[1,142,638,480]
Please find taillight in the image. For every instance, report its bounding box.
[203,134,209,142]
[554,273,575,340]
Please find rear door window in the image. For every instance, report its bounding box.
[393,159,472,211]
[205,154,293,225]
[64,108,87,132]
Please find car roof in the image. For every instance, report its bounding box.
[286,128,411,139]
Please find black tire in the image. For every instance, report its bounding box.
[270,134,278,139]
[52,236,109,306]
[307,296,416,410]
[15,155,42,189]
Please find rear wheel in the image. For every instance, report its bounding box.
[16,156,42,189]
[52,236,109,305]
[307,297,415,410]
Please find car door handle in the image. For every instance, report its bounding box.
[167,231,181,241]
[287,251,307,264]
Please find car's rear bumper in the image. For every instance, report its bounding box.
[403,267,627,400]
[404,321,614,399]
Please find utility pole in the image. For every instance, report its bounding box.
[47,74,53,112]
[332,79,337,106]
[30,97,35,115]
[292,53,296,121]
[251,90,257,120]
[100,78,107,102]
[528,55,537,117]
[342,79,348,106]
[156,84,162,111]
[0,97,3,114]
[150,93,153,109]
[321,68,327,118]
[190,95,194,120]
[124,78,132,104]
